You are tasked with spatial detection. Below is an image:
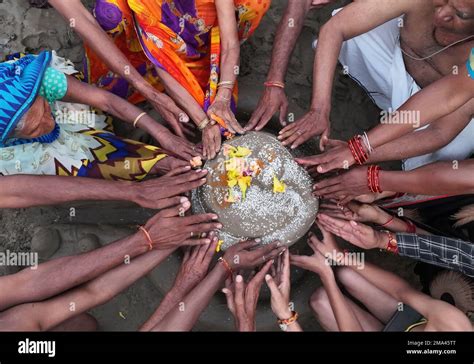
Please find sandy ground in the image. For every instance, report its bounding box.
[0,0,419,331]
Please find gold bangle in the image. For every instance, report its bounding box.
[138,225,153,251]
[133,112,147,128]
[217,81,234,88]
[198,117,211,130]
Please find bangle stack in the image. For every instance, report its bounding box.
[384,231,399,254]
[367,165,383,193]
[264,81,285,89]
[348,135,369,165]
[217,81,235,90]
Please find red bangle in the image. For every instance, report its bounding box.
[367,165,383,193]
[348,136,369,165]
[380,215,394,227]
[404,219,417,233]
[384,231,399,254]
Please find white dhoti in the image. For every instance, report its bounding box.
[331,9,474,170]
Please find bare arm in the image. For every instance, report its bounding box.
[0,231,148,312]
[150,262,227,331]
[368,65,474,149]
[0,247,174,331]
[0,175,135,209]
[48,0,187,136]
[345,261,472,331]
[380,160,474,196]
[368,100,474,163]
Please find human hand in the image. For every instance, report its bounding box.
[245,87,289,131]
[172,237,219,294]
[145,89,190,139]
[222,240,285,271]
[152,128,203,161]
[296,139,355,175]
[278,108,330,150]
[222,260,273,331]
[317,213,386,250]
[143,201,222,250]
[201,124,222,160]
[319,200,392,225]
[289,232,334,277]
[312,166,370,203]
[207,99,244,135]
[264,249,292,320]
[132,166,208,209]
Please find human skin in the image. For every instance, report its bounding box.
[279,0,474,150]
[48,0,189,138]
[313,160,474,202]
[290,228,363,331]
[0,200,221,329]
[246,0,315,131]
[0,167,207,209]
[149,240,285,331]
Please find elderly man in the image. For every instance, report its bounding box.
[253,0,474,173]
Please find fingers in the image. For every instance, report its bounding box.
[245,106,264,131]
[155,196,189,210]
[227,113,245,135]
[255,109,276,131]
[184,222,222,236]
[234,239,261,252]
[164,165,192,178]
[183,213,219,225]
[222,287,236,315]
[265,274,282,299]
[319,129,330,152]
[278,100,288,127]
[158,199,191,218]
[180,238,212,246]
[315,221,332,242]
[234,274,246,314]
[281,249,290,286]
[289,254,312,270]
[201,236,218,266]
[249,259,273,290]
[295,155,325,167]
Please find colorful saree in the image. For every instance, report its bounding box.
[85,0,270,112]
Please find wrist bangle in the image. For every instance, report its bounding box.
[278,311,298,331]
[404,218,417,233]
[380,215,394,227]
[217,81,235,89]
[264,81,285,89]
[138,225,153,251]
[198,117,211,131]
[218,257,233,277]
[133,112,147,128]
[383,231,399,254]
[367,165,383,193]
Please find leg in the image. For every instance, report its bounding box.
[309,286,384,332]
[336,267,398,323]
[50,313,98,332]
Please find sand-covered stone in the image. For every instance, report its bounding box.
[192,131,318,250]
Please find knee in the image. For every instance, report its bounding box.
[309,287,330,315]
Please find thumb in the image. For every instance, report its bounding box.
[265,274,282,298]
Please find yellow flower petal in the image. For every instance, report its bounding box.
[273,175,286,193]
[229,146,252,158]
[216,240,224,252]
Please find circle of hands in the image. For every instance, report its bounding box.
[142,165,389,331]
[142,74,392,331]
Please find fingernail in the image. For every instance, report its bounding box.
[205,239,211,244]
[255,238,261,243]
[221,288,229,294]
[271,259,275,263]
[184,166,191,170]
[217,224,223,229]
[212,215,219,220]
[236,275,243,282]
[195,169,202,172]
[180,197,188,203]
[200,178,207,182]
[317,166,323,173]
[265,274,271,281]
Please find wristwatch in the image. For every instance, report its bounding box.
[277,311,298,331]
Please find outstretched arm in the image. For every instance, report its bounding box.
[247,0,313,130]
[367,64,474,149]
[63,76,198,160]
[0,247,174,331]
[0,231,148,313]
[48,0,187,136]
[0,175,134,209]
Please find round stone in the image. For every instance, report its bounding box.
[192,131,318,250]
